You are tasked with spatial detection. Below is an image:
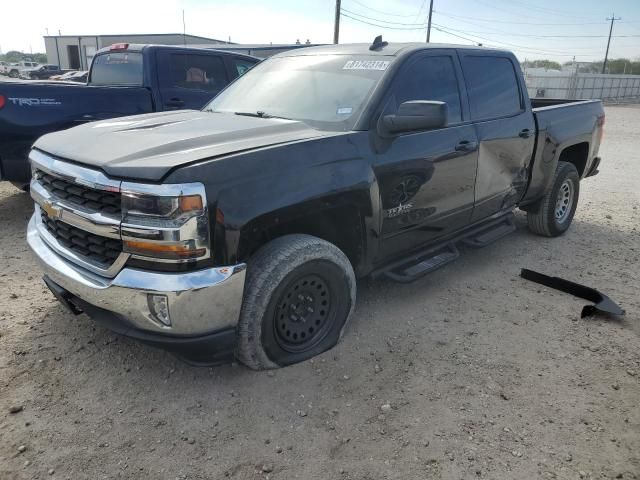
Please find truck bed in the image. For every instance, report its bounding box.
[531,98,599,109]
[521,98,604,206]
[0,82,153,183]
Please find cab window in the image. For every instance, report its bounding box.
[390,55,463,124]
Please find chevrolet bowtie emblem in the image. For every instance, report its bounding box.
[42,200,62,219]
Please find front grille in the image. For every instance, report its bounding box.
[40,210,122,267]
[37,170,121,215]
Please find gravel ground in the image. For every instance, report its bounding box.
[1,106,639,480]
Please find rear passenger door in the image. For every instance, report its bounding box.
[459,52,536,222]
[156,51,230,110]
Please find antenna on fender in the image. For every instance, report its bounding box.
[369,35,388,51]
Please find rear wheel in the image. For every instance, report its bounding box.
[526,161,580,237]
[236,234,356,370]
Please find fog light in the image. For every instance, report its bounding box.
[148,294,171,326]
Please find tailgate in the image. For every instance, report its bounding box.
[0,82,154,139]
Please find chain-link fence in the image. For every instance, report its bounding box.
[524,71,640,102]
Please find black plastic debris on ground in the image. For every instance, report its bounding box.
[520,268,625,318]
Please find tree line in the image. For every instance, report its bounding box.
[0,50,48,64]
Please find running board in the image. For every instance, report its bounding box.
[461,214,516,248]
[383,244,460,283]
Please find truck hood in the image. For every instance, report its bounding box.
[34,110,330,181]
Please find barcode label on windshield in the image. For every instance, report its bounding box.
[343,60,390,71]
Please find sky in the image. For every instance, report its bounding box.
[1,0,639,63]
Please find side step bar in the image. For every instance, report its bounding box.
[462,214,516,248]
[383,244,460,283]
[379,213,516,283]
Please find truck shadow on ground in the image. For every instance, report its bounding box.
[30,213,637,400]
[0,187,33,225]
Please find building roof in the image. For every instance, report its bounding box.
[44,33,233,44]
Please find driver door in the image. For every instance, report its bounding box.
[373,52,478,262]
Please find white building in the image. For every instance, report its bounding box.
[44,33,231,70]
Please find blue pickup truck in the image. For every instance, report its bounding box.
[0,43,259,187]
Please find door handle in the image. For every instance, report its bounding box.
[165,98,185,108]
[519,129,532,138]
[455,140,478,152]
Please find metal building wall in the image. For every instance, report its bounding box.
[525,71,640,101]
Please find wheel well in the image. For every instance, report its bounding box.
[245,206,365,271]
[559,142,589,177]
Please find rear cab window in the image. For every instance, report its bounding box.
[461,55,523,120]
[90,52,143,86]
[163,54,229,92]
[232,58,257,77]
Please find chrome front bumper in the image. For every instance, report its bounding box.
[27,214,247,336]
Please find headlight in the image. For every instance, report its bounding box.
[120,183,210,263]
[122,192,204,224]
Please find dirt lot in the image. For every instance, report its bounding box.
[1,106,639,480]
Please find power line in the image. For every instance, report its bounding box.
[433,10,608,26]
[340,7,426,26]
[414,0,429,22]
[487,0,601,19]
[435,27,639,38]
[473,0,601,22]
[340,11,426,30]
[346,0,423,18]
[432,23,602,56]
[430,25,481,44]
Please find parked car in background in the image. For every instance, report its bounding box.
[20,64,63,80]
[60,71,88,83]
[50,70,79,81]
[0,44,259,186]
[6,61,39,78]
[1,62,18,76]
[25,41,605,368]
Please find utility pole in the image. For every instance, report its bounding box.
[602,14,621,74]
[182,10,187,46]
[426,0,434,42]
[333,0,341,44]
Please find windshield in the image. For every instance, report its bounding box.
[204,55,393,131]
[90,52,143,86]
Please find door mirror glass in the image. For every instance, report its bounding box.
[382,100,448,135]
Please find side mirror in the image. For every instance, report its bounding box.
[381,100,448,135]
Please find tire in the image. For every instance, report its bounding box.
[236,234,356,370]
[8,70,18,78]
[526,161,580,237]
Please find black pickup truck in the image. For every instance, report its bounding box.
[26,39,604,368]
[0,43,259,186]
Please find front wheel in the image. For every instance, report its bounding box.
[236,234,356,370]
[526,161,580,237]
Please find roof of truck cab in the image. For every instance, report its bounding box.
[273,42,510,58]
[95,44,259,61]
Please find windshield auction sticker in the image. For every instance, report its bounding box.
[343,60,390,71]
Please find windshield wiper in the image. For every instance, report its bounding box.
[234,111,291,120]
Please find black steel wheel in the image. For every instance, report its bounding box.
[274,274,334,353]
[236,234,356,370]
[526,160,580,237]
